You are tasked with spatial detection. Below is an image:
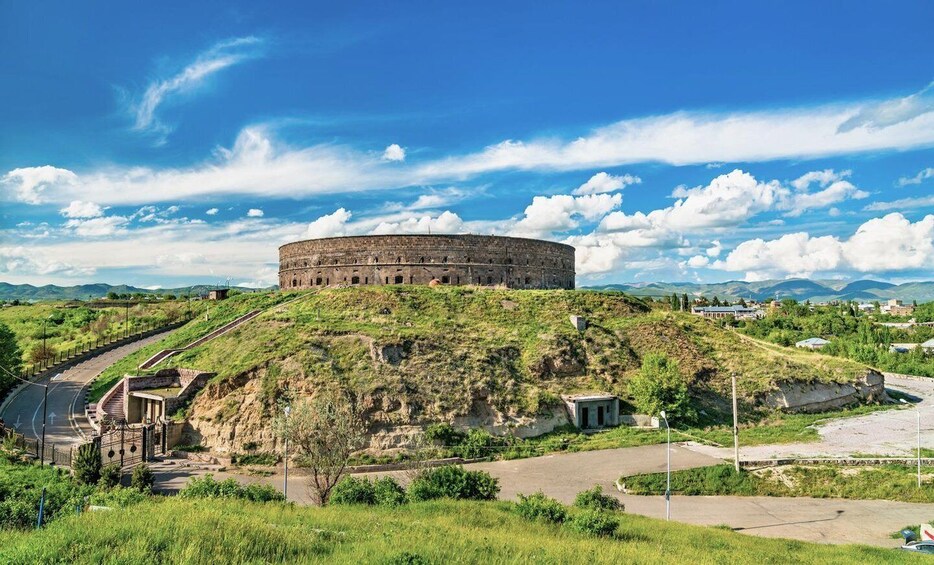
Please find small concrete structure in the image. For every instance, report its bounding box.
[569,315,587,331]
[118,368,213,424]
[208,288,229,300]
[562,393,620,430]
[795,337,830,349]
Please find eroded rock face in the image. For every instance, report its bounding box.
[762,370,886,413]
[370,343,406,365]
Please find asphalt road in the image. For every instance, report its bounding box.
[0,331,172,447]
[150,443,933,547]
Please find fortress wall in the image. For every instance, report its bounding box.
[279,234,575,290]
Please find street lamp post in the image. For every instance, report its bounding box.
[901,398,922,487]
[659,410,671,521]
[283,405,291,500]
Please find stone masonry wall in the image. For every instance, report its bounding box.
[279,234,575,290]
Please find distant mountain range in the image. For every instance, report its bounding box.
[584,279,934,303]
[1,278,932,303]
[0,282,273,301]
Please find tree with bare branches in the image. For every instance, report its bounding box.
[274,390,365,505]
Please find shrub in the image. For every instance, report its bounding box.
[89,486,148,508]
[423,423,464,446]
[72,443,101,485]
[330,476,406,506]
[179,474,284,502]
[407,465,499,502]
[330,476,376,505]
[573,486,622,512]
[130,463,154,493]
[372,476,407,506]
[98,463,122,489]
[565,509,619,537]
[514,492,568,524]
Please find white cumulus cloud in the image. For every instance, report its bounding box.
[897,167,934,187]
[382,144,406,162]
[60,200,103,218]
[306,208,352,239]
[206,208,219,215]
[572,172,641,195]
[247,208,264,217]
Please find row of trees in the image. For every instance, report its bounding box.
[665,293,748,310]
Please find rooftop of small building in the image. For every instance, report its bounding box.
[129,386,182,399]
[562,393,618,403]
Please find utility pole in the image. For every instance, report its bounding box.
[659,410,670,521]
[732,374,740,473]
[40,383,48,464]
[283,405,291,500]
[125,302,129,338]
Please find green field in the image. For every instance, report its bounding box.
[0,300,201,370]
[0,496,915,564]
[87,291,290,402]
[624,463,934,504]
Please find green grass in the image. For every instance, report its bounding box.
[624,463,934,503]
[0,300,201,370]
[0,497,914,564]
[87,292,290,402]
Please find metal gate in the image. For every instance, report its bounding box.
[99,422,145,468]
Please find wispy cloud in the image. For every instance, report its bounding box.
[6,81,934,206]
[132,36,265,141]
[897,167,934,187]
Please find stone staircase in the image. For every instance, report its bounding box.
[138,309,261,370]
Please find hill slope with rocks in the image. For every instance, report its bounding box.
[105,287,882,454]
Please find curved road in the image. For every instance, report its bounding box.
[0,331,173,447]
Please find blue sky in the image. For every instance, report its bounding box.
[1,1,933,288]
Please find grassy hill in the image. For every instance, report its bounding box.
[91,287,877,455]
[0,497,910,564]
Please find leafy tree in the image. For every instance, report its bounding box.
[0,322,23,396]
[627,354,693,423]
[670,293,679,311]
[711,296,721,307]
[681,293,690,311]
[273,390,365,505]
[738,298,748,308]
[73,443,102,485]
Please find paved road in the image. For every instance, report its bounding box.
[688,374,934,460]
[0,331,172,447]
[150,442,932,546]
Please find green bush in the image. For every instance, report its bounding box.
[179,474,284,502]
[131,464,154,493]
[330,476,407,506]
[407,466,499,502]
[565,509,619,537]
[89,486,148,508]
[573,486,622,512]
[72,443,101,485]
[514,492,568,524]
[329,476,376,505]
[373,477,407,506]
[98,464,122,489]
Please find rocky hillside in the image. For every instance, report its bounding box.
[124,287,879,453]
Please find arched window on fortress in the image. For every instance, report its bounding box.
[394,275,403,284]
[442,256,448,263]
[374,256,378,263]
[292,278,297,287]
[420,257,425,264]
[351,276,360,284]
[316,277,322,285]
[397,256,402,264]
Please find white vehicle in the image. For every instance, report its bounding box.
[901,541,934,554]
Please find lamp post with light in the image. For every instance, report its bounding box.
[659,410,671,521]
[900,398,922,488]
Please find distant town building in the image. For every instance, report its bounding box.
[890,339,934,354]
[881,299,914,316]
[691,305,765,320]
[796,337,830,349]
[856,303,876,313]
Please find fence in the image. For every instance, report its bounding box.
[1,423,73,466]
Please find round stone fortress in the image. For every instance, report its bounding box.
[279,234,575,290]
